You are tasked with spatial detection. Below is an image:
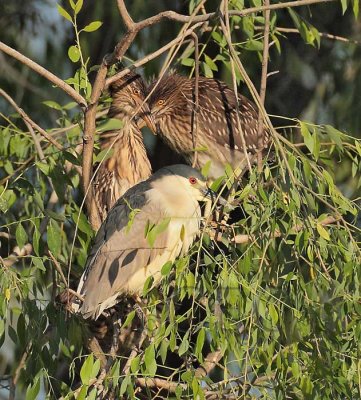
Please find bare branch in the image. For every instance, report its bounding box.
[0,89,64,151]
[257,0,270,172]
[117,0,135,30]
[135,377,186,392]
[0,41,86,107]
[191,32,199,168]
[195,349,224,378]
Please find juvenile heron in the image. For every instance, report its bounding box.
[148,73,270,179]
[72,164,216,320]
[93,71,156,221]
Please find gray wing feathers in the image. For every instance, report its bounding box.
[76,186,171,319]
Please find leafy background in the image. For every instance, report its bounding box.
[0,0,360,399]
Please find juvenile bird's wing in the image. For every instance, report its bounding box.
[74,184,180,319]
[193,78,267,153]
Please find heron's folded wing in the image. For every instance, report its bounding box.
[195,78,262,152]
[75,188,174,318]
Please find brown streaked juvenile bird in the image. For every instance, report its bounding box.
[93,71,156,222]
[72,164,218,320]
[148,73,270,180]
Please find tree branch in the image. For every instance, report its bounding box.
[257,0,270,172]
[0,41,86,107]
[105,23,203,88]
[0,89,64,151]
[230,215,340,244]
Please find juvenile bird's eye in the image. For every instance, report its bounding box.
[133,88,140,95]
[157,99,165,105]
[189,177,197,185]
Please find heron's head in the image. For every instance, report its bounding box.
[109,71,156,131]
[148,73,189,125]
[150,164,216,205]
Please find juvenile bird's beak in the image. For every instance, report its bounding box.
[137,104,157,133]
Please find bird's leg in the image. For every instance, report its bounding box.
[110,311,122,359]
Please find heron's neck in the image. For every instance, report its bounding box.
[99,124,151,184]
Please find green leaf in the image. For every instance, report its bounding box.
[161,261,173,276]
[325,124,344,148]
[72,210,93,237]
[195,328,205,361]
[130,355,141,373]
[316,223,330,241]
[269,303,279,325]
[97,118,124,132]
[178,332,189,356]
[181,58,195,67]
[82,21,102,32]
[353,0,359,17]
[92,359,100,378]
[57,4,72,22]
[25,376,40,400]
[204,54,218,71]
[144,344,157,376]
[201,61,213,78]
[47,221,61,256]
[122,310,136,328]
[75,0,83,14]
[300,122,314,154]
[80,354,94,385]
[340,0,348,14]
[16,222,28,249]
[68,45,80,63]
[42,100,62,110]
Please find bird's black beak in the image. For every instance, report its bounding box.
[201,187,233,208]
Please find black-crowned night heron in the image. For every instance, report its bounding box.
[93,71,156,221]
[148,73,270,179]
[72,164,216,319]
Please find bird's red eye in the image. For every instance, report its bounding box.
[189,177,197,185]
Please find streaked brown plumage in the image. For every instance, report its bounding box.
[93,72,155,221]
[148,73,270,179]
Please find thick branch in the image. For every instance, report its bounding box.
[0,41,86,107]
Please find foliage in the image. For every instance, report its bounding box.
[0,0,360,399]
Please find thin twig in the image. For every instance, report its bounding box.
[275,26,359,44]
[0,89,64,151]
[257,0,270,172]
[48,251,68,287]
[220,7,252,172]
[191,32,199,168]
[230,215,340,244]
[0,41,86,107]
